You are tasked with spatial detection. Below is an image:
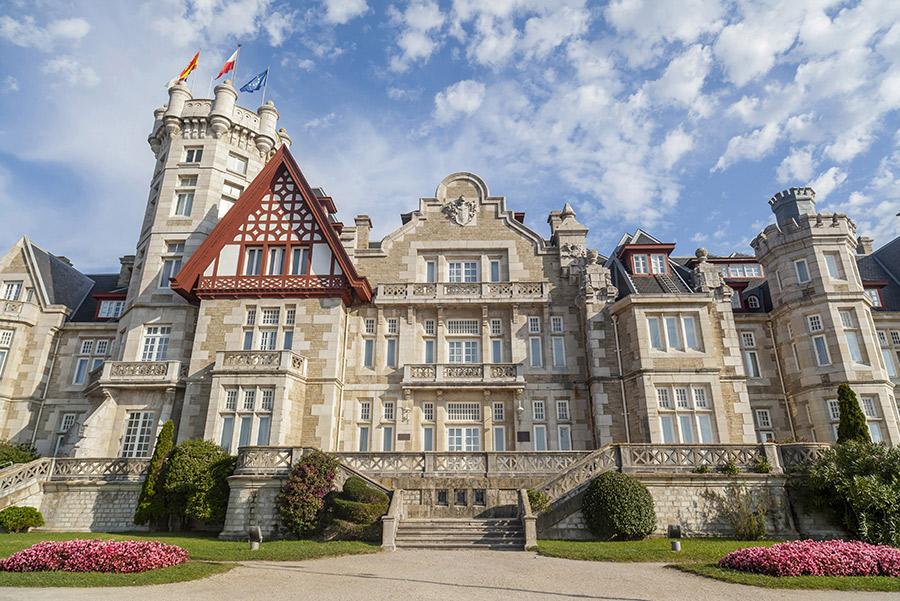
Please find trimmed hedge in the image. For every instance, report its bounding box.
[0,441,39,466]
[322,476,389,542]
[581,472,656,540]
[162,439,236,527]
[134,420,175,527]
[0,506,44,533]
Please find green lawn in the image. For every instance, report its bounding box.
[536,538,781,564]
[674,563,900,592]
[0,531,379,587]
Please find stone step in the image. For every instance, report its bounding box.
[396,531,523,540]
[396,541,524,550]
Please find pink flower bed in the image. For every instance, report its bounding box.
[719,539,900,577]
[0,540,189,573]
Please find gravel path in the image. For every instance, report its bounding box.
[2,549,893,601]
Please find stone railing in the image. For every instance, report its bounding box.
[402,363,524,387]
[1,299,40,324]
[778,443,831,472]
[214,350,308,377]
[50,458,151,482]
[375,281,550,304]
[620,444,766,473]
[0,458,53,498]
[330,452,589,477]
[537,446,618,502]
[91,361,184,388]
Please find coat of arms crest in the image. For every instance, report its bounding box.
[443,195,477,226]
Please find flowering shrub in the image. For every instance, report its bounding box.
[277,450,339,537]
[0,540,188,573]
[719,539,900,577]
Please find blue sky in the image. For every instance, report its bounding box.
[1,0,899,272]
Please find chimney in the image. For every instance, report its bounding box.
[354,215,372,250]
[118,255,135,288]
[55,255,73,266]
[856,236,874,256]
[547,210,562,237]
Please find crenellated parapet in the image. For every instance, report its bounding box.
[751,210,858,258]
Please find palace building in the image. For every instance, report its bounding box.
[2,81,899,461]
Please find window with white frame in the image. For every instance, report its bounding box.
[423,402,434,422]
[290,247,311,275]
[98,299,125,319]
[448,340,479,363]
[3,281,22,301]
[425,339,435,364]
[794,258,811,283]
[865,288,883,307]
[174,175,196,216]
[878,331,888,346]
[533,425,548,450]
[183,146,203,163]
[861,397,884,442]
[73,338,111,384]
[812,334,831,366]
[632,254,649,274]
[425,260,436,283]
[552,336,566,368]
[364,318,376,335]
[447,426,481,451]
[423,426,434,451]
[159,242,184,288]
[53,412,77,456]
[285,308,296,325]
[556,399,570,421]
[244,247,263,276]
[529,336,543,367]
[740,331,756,348]
[647,314,702,351]
[807,314,823,332]
[493,402,505,422]
[382,401,395,421]
[489,259,501,282]
[493,426,505,451]
[219,386,275,453]
[447,319,479,335]
[528,316,541,334]
[386,318,399,335]
[861,397,877,418]
[489,319,502,336]
[826,398,841,421]
[448,261,478,283]
[120,411,156,458]
[550,316,564,333]
[141,326,170,361]
[363,338,374,368]
[755,409,772,429]
[491,338,502,363]
[227,152,248,175]
[558,425,572,450]
[266,247,285,275]
[532,400,545,421]
[447,402,480,421]
[219,181,243,217]
[839,309,867,365]
[655,384,716,444]
[824,252,844,279]
[650,254,667,274]
[747,295,760,309]
[892,331,900,346]
[882,348,897,378]
[424,319,436,336]
[358,426,370,451]
[360,401,371,421]
[386,337,398,367]
[743,349,761,378]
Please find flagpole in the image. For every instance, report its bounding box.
[232,44,241,87]
[261,65,270,104]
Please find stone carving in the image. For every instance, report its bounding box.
[560,243,587,258]
[691,247,728,297]
[580,250,617,302]
[109,362,168,377]
[442,195,477,226]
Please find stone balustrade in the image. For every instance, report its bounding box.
[0,458,53,497]
[375,281,550,304]
[1,299,40,324]
[50,458,150,482]
[214,350,308,377]
[89,360,184,389]
[403,363,524,387]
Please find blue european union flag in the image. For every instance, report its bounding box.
[240,69,268,93]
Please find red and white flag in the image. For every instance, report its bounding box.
[216,46,240,80]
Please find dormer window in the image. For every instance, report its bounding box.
[633,255,649,274]
[650,254,667,274]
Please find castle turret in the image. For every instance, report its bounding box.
[769,187,816,228]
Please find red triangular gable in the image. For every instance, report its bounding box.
[171,145,372,305]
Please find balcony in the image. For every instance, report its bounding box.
[213,350,308,378]
[375,281,550,305]
[402,363,525,389]
[1,300,41,325]
[87,361,184,391]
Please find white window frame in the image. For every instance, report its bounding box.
[448,339,479,363]
[755,409,772,429]
[632,254,649,274]
[120,411,156,458]
[743,350,761,379]
[558,425,572,451]
[532,400,545,421]
[794,258,811,284]
[533,425,548,451]
[550,316,564,333]
[529,336,543,367]
[447,402,481,421]
[227,152,248,175]
[551,336,566,368]
[812,334,831,366]
[183,146,203,163]
[382,401,395,421]
[556,399,570,421]
[141,326,170,362]
[489,319,502,336]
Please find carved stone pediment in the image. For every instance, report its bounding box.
[443,195,477,226]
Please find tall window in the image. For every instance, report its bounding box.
[739,331,761,379]
[219,386,275,453]
[0,329,13,378]
[529,336,543,367]
[491,339,502,363]
[73,338,111,384]
[244,247,263,276]
[141,326,171,361]
[656,384,716,443]
[823,252,844,279]
[121,411,156,458]
[2,281,22,301]
[556,400,570,421]
[755,409,774,442]
[533,425,547,451]
[839,309,867,365]
[532,400,545,421]
[489,259,501,282]
[448,340,479,363]
[448,261,478,283]
[528,316,542,334]
[291,247,311,275]
[552,336,566,367]
[53,413,77,456]
[647,314,702,351]
[812,335,831,366]
[174,175,196,216]
[558,425,572,450]
[267,247,285,275]
[383,401,395,421]
[425,260,436,283]
[794,258,811,283]
[159,241,184,288]
[227,152,248,175]
[632,254,648,274]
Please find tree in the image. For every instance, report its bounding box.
[134,420,175,527]
[836,384,871,444]
[276,450,339,538]
[162,439,236,527]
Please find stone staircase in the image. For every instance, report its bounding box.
[395,518,525,550]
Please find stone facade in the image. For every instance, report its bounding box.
[0,88,898,465]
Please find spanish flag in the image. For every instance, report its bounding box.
[166,51,200,88]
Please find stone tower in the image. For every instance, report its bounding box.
[751,188,898,444]
[75,81,291,455]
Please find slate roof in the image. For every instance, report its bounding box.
[70,274,126,323]
[859,236,900,311]
[26,241,95,315]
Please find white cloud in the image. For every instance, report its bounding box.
[322,0,368,25]
[389,0,445,72]
[809,166,847,202]
[0,16,91,50]
[713,124,780,171]
[295,58,315,71]
[434,80,486,124]
[304,112,336,130]
[659,128,694,169]
[648,44,713,115]
[41,56,100,87]
[520,5,589,60]
[262,10,295,46]
[776,147,815,184]
[387,86,420,101]
[1,75,18,93]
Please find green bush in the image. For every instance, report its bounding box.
[692,464,711,474]
[277,450,339,538]
[581,472,656,540]
[342,476,388,505]
[751,456,772,474]
[718,460,740,475]
[0,506,44,532]
[0,440,39,466]
[322,518,382,542]
[704,484,768,540]
[527,489,550,513]
[836,384,871,444]
[330,496,389,524]
[321,476,388,542]
[804,440,900,546]
[134,420,175,527]
[162,439,236,527]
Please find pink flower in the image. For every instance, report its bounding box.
[0,540,189,573]
[719,539,900,577]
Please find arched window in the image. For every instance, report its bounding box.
[747,296,760,309]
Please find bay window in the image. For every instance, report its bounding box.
[655,384,716,443]
[219,386,275,453]
[647,313,702,352]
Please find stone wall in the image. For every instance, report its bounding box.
[39,481,145,532]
